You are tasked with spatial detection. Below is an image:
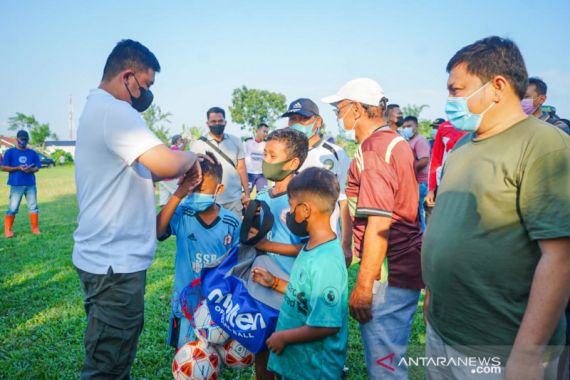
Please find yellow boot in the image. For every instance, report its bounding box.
[4,215,15,238]
[30,213,40,235]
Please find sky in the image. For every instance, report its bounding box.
[1,0,570,140]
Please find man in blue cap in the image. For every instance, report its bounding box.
[281,98,352,267]
[2,130,42,237]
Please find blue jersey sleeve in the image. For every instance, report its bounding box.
[169,205,184,236]
[2,149,12,166]
[32,151,41,167]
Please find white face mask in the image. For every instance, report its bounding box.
[337,104,358,142]
[343,128,356,142]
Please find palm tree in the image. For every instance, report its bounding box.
[8,112,39,131]
[402,104,430,118]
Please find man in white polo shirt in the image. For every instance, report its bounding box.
[73,39,201,380]
[282,98,352,265]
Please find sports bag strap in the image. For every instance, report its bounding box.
[199,136,237,169]
[240,199,274,246]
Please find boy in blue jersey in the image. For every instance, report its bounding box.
[253,128,308,380]
[252,167,349,380]
[255,128,309,274]
[156,152,240,348]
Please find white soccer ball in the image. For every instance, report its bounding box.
[215,339,254,369]
[172,340,220,380]
[193,300,230,345]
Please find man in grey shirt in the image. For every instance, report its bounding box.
[191,107,250,216]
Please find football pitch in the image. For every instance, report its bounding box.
[0,166,426,379]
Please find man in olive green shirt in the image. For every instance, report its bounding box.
[423,36,570,380]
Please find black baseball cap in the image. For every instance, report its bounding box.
[16,130,29,140]
[281,98,320,118]
[430,118,446,128]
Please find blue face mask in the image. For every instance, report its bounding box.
[181,193,216,213]
[290,121,318,138]
[431,129,438,139]
[401,127,414,140]
[445,82,495,132]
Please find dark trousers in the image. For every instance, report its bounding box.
[76,267,146,380]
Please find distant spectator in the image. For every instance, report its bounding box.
[191,107,250,217]
[2,130,41,238]
[402,115,430,231]
[59,155,65,166]
[424,121,468,211]
[523,77,570,134]
[429,118,445,149]
[244,123,269,194]
[386,103,403,132]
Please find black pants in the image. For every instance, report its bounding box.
[76,267,146,380]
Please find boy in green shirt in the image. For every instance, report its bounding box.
[252,167,349,380]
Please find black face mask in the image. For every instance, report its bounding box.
[210,124,226,136]
[286,206,309,237]
[125,75,153,112]
[396,116,404,127]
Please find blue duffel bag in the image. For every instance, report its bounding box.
[201,200,289,354]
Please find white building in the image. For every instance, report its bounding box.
[45,140,76,158]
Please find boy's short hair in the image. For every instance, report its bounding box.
[267,128,308,168]
[201,151,223,182]
[287,167,340,213]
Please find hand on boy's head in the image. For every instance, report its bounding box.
[251,267,274,287]
[176,171,202,197]
[197,152,215,165]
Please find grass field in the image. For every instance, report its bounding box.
[0,166,426,379]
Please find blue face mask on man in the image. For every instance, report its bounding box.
[445,82,495,132]
[290,121,318,139]
[401,127,415,141]
[181,192,216,213]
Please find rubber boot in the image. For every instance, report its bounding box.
[30,213,40,235]
[4,215,15,238]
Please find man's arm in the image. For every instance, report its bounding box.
[349,215,391,323]
[266,326,340,355]
[415,157,429,172]
[237,158,250,201]
[339,199,354,267]
[505,237,570,380]
[139,144,198,179]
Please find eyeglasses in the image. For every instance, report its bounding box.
[333,102,352,117]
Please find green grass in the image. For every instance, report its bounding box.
[0,166,426,379]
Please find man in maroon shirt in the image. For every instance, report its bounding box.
[322,78,423,379]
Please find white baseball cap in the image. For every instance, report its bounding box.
[321,77,386,107]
